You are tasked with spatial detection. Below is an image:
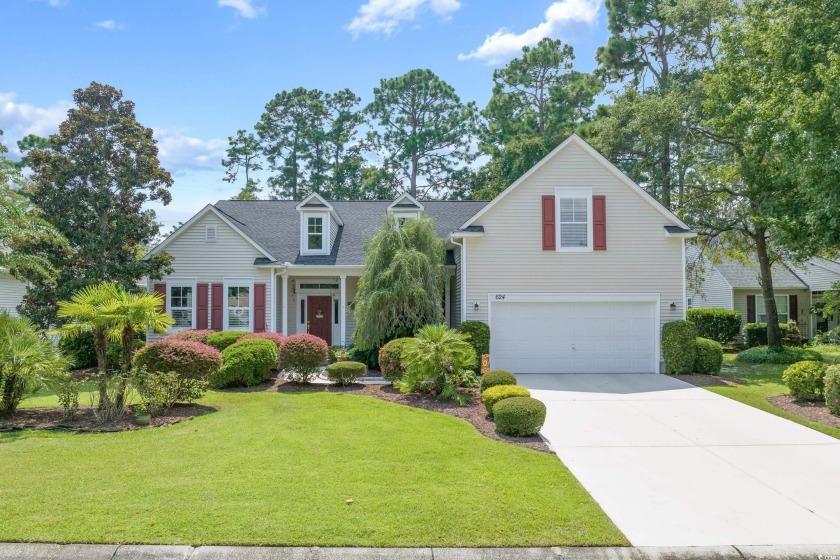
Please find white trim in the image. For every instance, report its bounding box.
[339,275,347,346]
[295,192,343,226]
[682,239,687,320]
[300,212,330,256]
[387,192,425,212]
[166,277,198,331]
[756,293,791,323]
[223,277,255,331]
[459,134,690,231]
[555,188,592,252]
[486,292,662,374]
[281,272,289,335]
[450,230,484,238]
[270,269,278,333]
[146,204,275,260]
[204,225,217,242]
[665,229,697,239]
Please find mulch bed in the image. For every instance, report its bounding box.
[768,395,840,430]
[0,403,215,433]
[275,379,551,453]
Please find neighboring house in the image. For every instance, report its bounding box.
[687,252,840,339]
[146,134,692,374]
[0,270,26,317]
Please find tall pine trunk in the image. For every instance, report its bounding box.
[754,227,782,350]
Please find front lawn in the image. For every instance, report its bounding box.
[701,344,840,439]
[0,389,626,547]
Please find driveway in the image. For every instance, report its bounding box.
[519,374,840,547]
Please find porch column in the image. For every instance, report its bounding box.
[444,274,451,327]
[339,275,347,346]
[281,272,289,336]
[269,269,277,333]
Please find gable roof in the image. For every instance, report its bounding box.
[387,192,424,212]
[459,134,691,231]
[213,199,489,266]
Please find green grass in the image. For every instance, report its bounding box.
[0,389,626,547]
[703,344,840,439]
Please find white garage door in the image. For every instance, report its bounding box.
[490,299,657,374]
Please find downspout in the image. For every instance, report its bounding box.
[450,235,466,324]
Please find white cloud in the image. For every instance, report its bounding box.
[348,0,461,37]
[458,0,600,64]
[154,128,228,173]
[0,92,70,157]
[94,19,126,31]
[218,0,266,19]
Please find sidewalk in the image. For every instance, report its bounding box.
[2,544,840,560]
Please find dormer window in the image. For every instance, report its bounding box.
[296,192,342,256]
[307,216,324,251]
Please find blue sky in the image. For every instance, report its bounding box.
[3,0,609,227]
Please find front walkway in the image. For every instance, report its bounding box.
[520,374,840,547]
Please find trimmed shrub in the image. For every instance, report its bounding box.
[480,370,516,392]
[132,367,208,416]
[206,330,249,351]
[326,361,366,386]
[378,337,413,382]
[133,339,223,381]
[824,365,840,415]
[166,329,214,344]
[279,333,329,383]
[482,385,530,416]
[693,337,723,375]
[686,308,742,344]
[736,346,822,364]
[239,332,285,368]
[459,320,490,370]
[782,360,827,401]
[743,322,791,348]
[662,320,696,375]
[213,338,278,388]
[494,397,546,437]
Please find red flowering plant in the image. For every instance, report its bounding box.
[378,337,413,383]
[165,329,214,344]
[279,334,329,383]
[133,339,222,381]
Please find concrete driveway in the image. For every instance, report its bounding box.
[519,374,840,547]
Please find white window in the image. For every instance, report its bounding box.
[307,217,323,250]
[224,278,253,330]
[687,297,693,309]
[756,295,789,323]
[556,188,592,251]
[300,213,330,255]
[167,279,197,330]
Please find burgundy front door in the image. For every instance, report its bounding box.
[306,296,332,345]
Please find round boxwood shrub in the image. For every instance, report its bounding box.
[662,320,697,375]
[824,365,840,415]
[133,339,223,381]
[239,332,285,368]
[737,346,822,364]
[166,329,214,344]
[459,320,490,370]
[213,338,278,388]
[206,330,249,351]
[279,333,329,383]
[686,308,742,344]
[480,370,516,392]
[481,385,530,416]
[782,360,827,401]
[494,397,547,437]
[693,337,723,375]
[326,361,366,386]
[378,337,414,382]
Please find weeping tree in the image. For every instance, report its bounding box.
[353,214,448,351]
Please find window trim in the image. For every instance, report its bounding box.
[555,188,593,252]
[166,278,197,331]
[223,277,254,331]
[300,212,330,255]
[756,294,790,324]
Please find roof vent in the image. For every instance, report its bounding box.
[205,225,217,242]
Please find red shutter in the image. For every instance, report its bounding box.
[211,283,223,331]
[196,283,209,329]
[789,295,798,324]
[593,195,606,251]
[747,295,756,323]
[254,283,266,333]
[542,195,555,250]
[153,283,166,312]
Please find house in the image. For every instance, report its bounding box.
[0,271,26,316]
[146,134,692,374]
[687,252,840,339]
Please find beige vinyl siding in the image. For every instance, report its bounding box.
[733,288,811,339]
[0,272,26,316]
[688,266,733,310]
[150,212,273,341]
[453,248,462,328]
[792,260,840,292]
[464,140,685,336]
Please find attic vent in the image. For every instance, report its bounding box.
[205,225,217,242]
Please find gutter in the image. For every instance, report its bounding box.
[449,235,467,323]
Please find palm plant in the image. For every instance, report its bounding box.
[0,311,68,417]
[396,324,477,404]
[0,184,66,282]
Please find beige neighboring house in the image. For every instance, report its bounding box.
[0,270,27,316]
[145,134,693,374]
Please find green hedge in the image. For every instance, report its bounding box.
[782,360,826,401]
[736,346,822,364]
[686,308,742,344]
[206,330,249,352]
[326,361,366,386]
[825,366,840,415]
[59,331,144,371]
[480,370,516,392]
[459,321,490,371]
[743,322,791,348]
[662,320,696,375]
[212,338,277,388]
[493,397,546,437]
[693,337,723,375]
[481,385,530,416]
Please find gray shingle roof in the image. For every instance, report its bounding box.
[714,259,808,289]
[213,199,490,266]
